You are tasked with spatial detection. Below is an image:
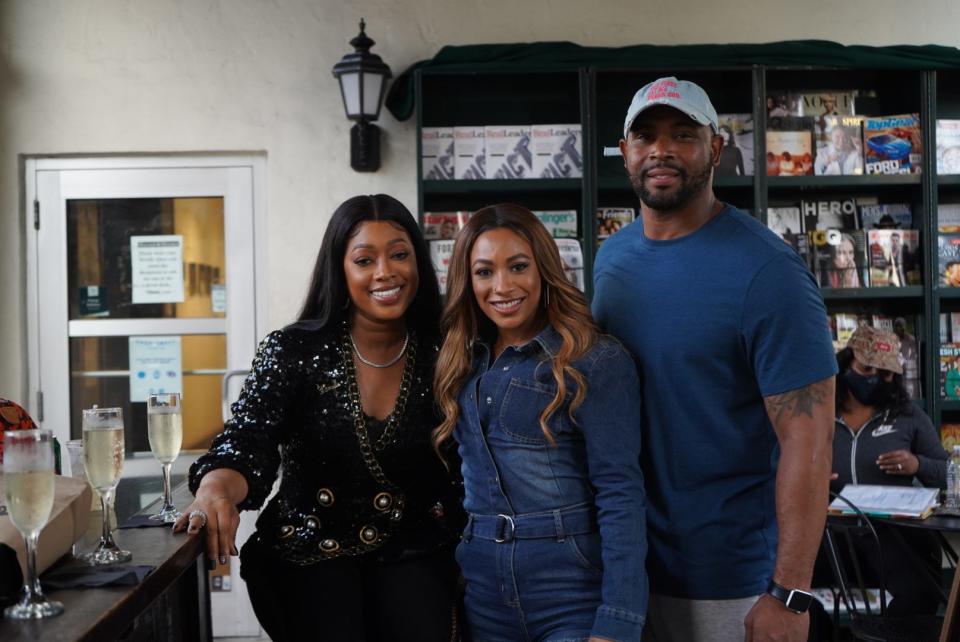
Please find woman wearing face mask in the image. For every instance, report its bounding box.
[829,324,947,616]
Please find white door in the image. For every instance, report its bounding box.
[25,155,267,637]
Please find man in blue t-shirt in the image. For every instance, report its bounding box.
[592,77,837,641]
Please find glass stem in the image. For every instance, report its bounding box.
[24,531,41,601]
[100,489,115,545]
[161,462,173,507]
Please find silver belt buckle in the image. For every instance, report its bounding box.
[494,514,515,543]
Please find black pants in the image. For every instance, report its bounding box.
[240,538,459,642]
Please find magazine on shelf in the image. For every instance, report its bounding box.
[531,124,583,179]
[939,204,960,233]
[429,240,455,295]
[422,212,470,240]
[831,313,859,352]
[716,113,754,177]
[937,119,960,175]
[533,210,578,239]
[828,484,938,520]
[766,116,815,176]
[858,203,912,230]
[942,343,960,399]
[802,197,858,231]
[596,208,635,239]
[484,125,532,179]
[862,114,922,175]
[891,315,922,400]
[867,230,920,286]
[554,238,584,291]
[454,127,486,180]
[942,424,960,453]
[938,233,960,286]
[766,206,803,240]
[812,229,866,289]
[421,127,455,180]
[814,115,865,176]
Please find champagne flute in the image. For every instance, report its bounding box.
[2,429,65,619]
[78,407,131,565]
[147,393,183,522]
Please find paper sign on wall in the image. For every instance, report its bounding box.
[131,235,184,304]
[129,336,182,402]
[210,283,226,314]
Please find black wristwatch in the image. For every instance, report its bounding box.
[766,580,814,614]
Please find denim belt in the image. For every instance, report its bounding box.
[464,504,597,543]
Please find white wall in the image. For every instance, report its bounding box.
[2,0,959,400]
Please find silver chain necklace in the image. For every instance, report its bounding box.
[349,331,409,368]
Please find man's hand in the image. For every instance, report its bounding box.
[744,595,808,642]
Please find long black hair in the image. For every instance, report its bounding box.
[835,347,912,417]
[296,194,441,337]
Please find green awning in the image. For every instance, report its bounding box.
[386,40,960,121]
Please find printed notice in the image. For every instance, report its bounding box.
[131,235,184,304]
[129,336,182,402]
[211,283,227,313]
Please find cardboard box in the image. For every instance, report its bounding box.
[0,475,92,576]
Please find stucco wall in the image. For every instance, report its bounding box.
[2,0,959,401]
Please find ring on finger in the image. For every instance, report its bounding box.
[897,463,903,472]
[189,509,208,529]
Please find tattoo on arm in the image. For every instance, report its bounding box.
[763,379,832,425]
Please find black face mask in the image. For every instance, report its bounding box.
[844,368,886,406]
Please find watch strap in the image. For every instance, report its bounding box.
[766,579,814,614]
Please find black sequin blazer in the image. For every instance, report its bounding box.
[188,320,461,565]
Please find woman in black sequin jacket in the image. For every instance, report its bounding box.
[174,195,463,642]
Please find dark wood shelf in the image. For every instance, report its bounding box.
[939,175,960,186]
[939,288,960,299]
[767,174,921,189]
[821,286,923,300]
[422,178,582,195]
[940,400,960,412]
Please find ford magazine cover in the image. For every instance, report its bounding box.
[937,119,960,175]
[716,114,754,177]
[863,114,922,175]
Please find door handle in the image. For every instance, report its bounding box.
[221,369,250,423]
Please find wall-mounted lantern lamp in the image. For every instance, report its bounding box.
[332,19,392,172]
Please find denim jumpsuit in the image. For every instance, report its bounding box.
[454,325,648,642]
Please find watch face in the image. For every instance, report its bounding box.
[785,589,814,613]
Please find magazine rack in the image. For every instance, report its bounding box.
[401,42,960,431]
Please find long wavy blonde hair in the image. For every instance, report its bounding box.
[433,203,598,454]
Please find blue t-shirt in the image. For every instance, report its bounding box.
[592,204,837,600]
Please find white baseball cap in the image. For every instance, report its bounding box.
[623,77,719,138]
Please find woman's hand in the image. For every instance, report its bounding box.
[876,449,919,476]
[172,468,248,568]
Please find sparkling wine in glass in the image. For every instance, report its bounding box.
[147,393,183,522]
[2,429,65,619]
[78,407,131,565]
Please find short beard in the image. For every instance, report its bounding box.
[629,157,713,212]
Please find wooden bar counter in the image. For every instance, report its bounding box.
[0,483,210,642]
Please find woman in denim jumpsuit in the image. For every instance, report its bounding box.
[434,204,648,642]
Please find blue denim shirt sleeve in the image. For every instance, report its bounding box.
[577,338,648,641]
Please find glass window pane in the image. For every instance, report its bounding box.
[69,334,227,452]
[67,197,226,320]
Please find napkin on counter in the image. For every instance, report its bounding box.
[40,563,154,590]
